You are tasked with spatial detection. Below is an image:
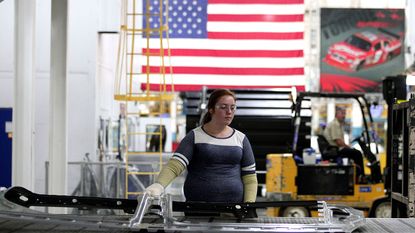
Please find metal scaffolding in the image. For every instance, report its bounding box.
[114,0,175,198]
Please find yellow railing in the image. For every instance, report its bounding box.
[114,0,174,199]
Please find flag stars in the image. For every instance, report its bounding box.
[145,0,207,38]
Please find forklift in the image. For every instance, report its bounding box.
[266,92,390,218]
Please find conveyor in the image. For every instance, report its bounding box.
[0,187,414,233]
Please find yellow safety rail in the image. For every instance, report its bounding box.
[114,0,175,199]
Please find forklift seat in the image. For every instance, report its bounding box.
[317,134,339,161]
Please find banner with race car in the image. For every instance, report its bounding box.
[320,8,405,93]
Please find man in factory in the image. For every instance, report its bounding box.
[323,106,365,183]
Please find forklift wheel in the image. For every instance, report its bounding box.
[280,206,310,217]
[373,201,391,218]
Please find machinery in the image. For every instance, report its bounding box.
[3,186,415,232]
[0,186,367,232]
[266,92,390,218]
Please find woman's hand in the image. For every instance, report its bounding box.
[145,183,164,197]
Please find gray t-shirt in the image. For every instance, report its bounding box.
[323,118,344,147]
[172,126,256,202]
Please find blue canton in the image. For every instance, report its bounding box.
[143,0,208,38]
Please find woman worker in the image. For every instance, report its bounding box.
[145,88,258,203]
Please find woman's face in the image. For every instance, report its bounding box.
[209,95,236,126]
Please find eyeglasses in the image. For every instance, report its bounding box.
[215,104,237,112]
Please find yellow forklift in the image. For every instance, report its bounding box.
[266,92,390,218]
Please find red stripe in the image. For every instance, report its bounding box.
[142,83,305,91]
[142,66,304,75]
[209,0,304,4]
[143,48,303,57]
[208,14,303,22]
[208,32,303,40]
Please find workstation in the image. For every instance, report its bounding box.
[1,0,415,232]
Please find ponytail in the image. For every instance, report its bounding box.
[201,111,211,125]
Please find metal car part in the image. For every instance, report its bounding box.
[1,187,366,232]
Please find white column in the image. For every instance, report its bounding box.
[12,0,36,190]
[48,0,68,196]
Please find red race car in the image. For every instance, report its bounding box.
[323,29,402,72]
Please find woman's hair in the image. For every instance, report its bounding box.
[201,88,236,125]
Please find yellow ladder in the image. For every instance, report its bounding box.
[114,0,174,198]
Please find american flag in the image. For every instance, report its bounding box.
[139,0,305,91]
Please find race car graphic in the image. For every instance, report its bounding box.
[323,29,402,72]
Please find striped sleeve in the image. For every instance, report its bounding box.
[171,130,194,167]
[241,136,256,176]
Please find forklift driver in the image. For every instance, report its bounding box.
[323,106,365,183]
